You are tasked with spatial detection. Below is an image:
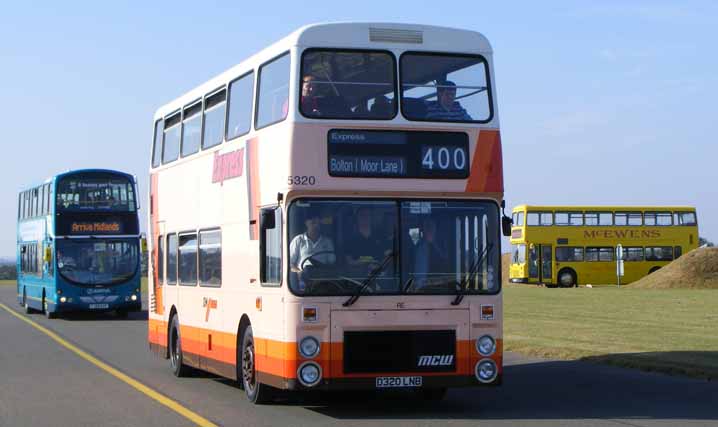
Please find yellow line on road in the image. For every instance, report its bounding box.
[0,302,219,427]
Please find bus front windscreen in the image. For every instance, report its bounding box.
[57,239,139,285]
[288,199,500,296]
[56,173,136,212]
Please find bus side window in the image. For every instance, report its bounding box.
[226,72,254,141]
[256,53,290,129]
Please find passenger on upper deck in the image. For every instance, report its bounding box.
[425,81,472,121]
[300,73,350,118]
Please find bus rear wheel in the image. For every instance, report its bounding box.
[558,269,577,288]
[169,315,191,377]
[241,325,274,404]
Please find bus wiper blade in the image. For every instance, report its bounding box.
[452,244,493,306]
[343,251,395,307]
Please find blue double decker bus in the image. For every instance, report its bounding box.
[16,169,142,318]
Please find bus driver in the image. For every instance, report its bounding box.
[289,210,336,272]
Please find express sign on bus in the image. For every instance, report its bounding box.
[327,129,469,179]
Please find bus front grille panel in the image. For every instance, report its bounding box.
[343,330,456,374]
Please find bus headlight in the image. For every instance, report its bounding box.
[131,294,138,301]
[475,359,498,383]
[60,296,67,303]
[476,335,496,356]
[298,336,320,359]
[297,362,322,387]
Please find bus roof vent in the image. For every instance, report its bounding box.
[369,27,423,44]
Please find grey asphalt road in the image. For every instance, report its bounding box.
[0,285,716,427]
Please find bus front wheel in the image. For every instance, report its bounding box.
[558,269,577,288]
[23,288,35,314]
[169,315,191,377]
[43,293,57,319]
[241,325,274,404]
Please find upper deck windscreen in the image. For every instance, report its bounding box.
[401,53,491,123]
[300,49,396,120]
[56,172,136,212]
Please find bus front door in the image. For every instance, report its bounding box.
[540,245,552,284]
[529,244,553,285]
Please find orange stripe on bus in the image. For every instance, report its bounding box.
[466,129,503,193]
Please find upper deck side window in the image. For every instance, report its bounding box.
[203,88,226,149]
[401,52,491,123]
[181,101,203,157]
[256,53,290,130]
[526,211,552,226]
[300,49,397,120]
[162,112,181,164]
[151,119,163,168]
[675,211,697,226]
[226,72,254,141]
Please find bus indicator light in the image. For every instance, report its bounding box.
[303,307,317,322]
[481,305,494,321]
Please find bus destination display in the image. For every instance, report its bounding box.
[327,129,469,179]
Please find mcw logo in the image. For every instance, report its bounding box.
[417,355,454,367]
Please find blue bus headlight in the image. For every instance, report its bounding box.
[60,296,67,303]
[131,294,138,302]
[298,336,320,358]
[476,335,496,356]
[297,362,322,387]
[475,359,498,383]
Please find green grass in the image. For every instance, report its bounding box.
[0,280,15,286]
[504,284,718,379]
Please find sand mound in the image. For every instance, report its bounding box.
[630,247,718,289]
[502,252,511,286]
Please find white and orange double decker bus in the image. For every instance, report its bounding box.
[147,22,508,403]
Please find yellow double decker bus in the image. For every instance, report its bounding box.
[509,205,699,287]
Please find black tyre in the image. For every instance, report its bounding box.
[241,325,274,404]
[169,315,191,377]
[648,266,661,274]
[23,288,35,314]
[558,268,577,288]
[43,294,57,319]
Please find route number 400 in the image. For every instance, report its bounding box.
[421,146,466,171]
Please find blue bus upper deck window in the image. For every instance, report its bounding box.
[56,172,136,212]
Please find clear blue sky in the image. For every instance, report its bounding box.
[1,1,716,256]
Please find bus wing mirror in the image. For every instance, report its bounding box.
[502,215,512,237]
[261,209,276,230]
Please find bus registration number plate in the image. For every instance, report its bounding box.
[89,303,109,309]
[375,376,422,388]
